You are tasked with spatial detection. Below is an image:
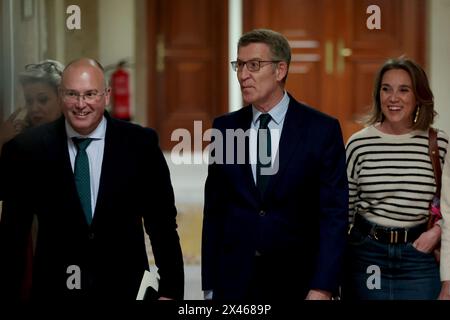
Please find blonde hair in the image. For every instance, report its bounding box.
[19,59,65,93]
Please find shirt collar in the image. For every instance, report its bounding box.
[251,91,290,126]
[65,116,107,140]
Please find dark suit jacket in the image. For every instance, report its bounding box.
[0,113,184,300]
[202,95,348,300]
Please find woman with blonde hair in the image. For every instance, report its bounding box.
[0,59,64,155]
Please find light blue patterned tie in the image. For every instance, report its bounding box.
[72,138,93,225]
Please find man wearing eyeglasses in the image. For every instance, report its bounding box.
[202,29,348,300]
[0,58,184,301]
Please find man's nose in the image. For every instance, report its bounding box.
[76,95,87,106]
[239,65,250,80]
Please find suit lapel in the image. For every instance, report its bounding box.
[263,97,308,198]
[234,106,260,200]
[42,117,88,226]
[92,115,116,225]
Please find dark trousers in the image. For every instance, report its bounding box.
[245,255,309,301]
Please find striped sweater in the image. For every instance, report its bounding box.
[346,125,449,228]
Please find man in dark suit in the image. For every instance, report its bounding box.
[201,29,348,300]
[0,58,184,300]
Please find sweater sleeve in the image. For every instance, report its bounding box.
[346,138,359,225]
[440,142,450,281]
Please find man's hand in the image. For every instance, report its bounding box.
[305,289,332,300]
[203,290,213,300]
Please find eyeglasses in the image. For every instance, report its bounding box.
[25,61,62,76]
[231,60,280,72]
[61,89,108,103]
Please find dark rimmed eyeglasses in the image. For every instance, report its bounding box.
[231,60,281,72]
[61,89,108,103]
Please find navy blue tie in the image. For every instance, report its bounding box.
[72,138,93,225]
[256,114,272,194]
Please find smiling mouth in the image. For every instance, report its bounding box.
[387,106,401,111]
[73,111,90,116]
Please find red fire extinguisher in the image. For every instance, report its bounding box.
[110,60,131,121]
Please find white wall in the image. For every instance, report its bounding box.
[98,0,136,119]
[134,0,148,126]
[1,0,16,117]
[229,0,242,112]
[1,0,44,116]
[51,0,65,63]
[429,0,450,135]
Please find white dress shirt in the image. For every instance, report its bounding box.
[65,116,107,219]
[250,91,290,183]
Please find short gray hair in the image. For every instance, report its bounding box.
[238,29,291,66]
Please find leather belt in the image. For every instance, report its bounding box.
[353,214,427,244]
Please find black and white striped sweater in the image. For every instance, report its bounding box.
[346,125,448,228]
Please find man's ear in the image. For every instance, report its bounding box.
[104,87,112,106]
[276,62,288,82]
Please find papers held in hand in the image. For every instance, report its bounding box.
[136,269,160,300]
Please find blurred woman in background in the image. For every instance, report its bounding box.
[0,59,64,300]
[0,60,64,155]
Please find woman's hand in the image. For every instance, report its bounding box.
[438,281,450,300]
[412,224,441,253]
[0,108,27,144]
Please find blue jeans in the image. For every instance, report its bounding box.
[343,225,440,300]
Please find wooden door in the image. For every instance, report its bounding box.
[335,0,426,139]
[147,0,229,150]
[244,0,335,113]
[243,0,426,141]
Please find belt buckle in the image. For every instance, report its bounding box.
[372,225,408,244]
[389,230,400,244]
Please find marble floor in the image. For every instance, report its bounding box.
[148,155,207,300]
[144,203,204,300]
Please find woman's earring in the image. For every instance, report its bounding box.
[414,105,420,123]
